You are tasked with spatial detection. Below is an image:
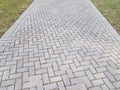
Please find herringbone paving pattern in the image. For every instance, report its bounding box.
[0,0,120,90]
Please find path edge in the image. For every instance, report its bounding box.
[0,0,36,46]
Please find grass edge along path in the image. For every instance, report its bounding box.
[0,0,33,37]
[91,0,120,34]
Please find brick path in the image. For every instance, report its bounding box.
[0,0,120,90]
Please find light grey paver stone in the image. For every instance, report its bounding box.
[89,86,102,90]
[7,85,14,90]
[0,87,7,90]
[94,73,106,79]
[50,76,62,82]
[43,73,49,84]
[23,75,42,88]
[58,82,65,90]
[15,78,22,90]
[86,70,94,80]
[101,85,109,90]
[1,80,15,87]
[103,78,115,89]
[71,76,92,88]
[92,79,104,86]
[67,83,87,90]
[10,73,22,79]
[114,81,120,88]
[44,83,57,90]
[2,70,9,80]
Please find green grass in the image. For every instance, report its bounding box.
[0,0,32,37]
[91,0,120,33]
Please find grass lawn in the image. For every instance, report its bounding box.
[91,0,120,33]
[0,0,32,37]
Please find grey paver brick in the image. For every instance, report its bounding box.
[24,62,34,67]
[15,78,22,90]
[30,87,36,90]
[1,80,15,87]
[115,75,120,81]
[103,78,115,89]
[0,87,7,90]
[74,71,85,77]
[53,62,59,71]
[114,81,120,88]
[10,73,22,79]
[43,73,49,84]
[62,75,71,86]
[2,70,10,80]
[0,72,3,76]
[35,61,40,69]
[7,85,14,90]
[71,76,92,88]
[17,67,28,73]
[55,70,66,76]
[66,83,87,90]
[94,73,106,79]
[5,61,16,66]
[36,68,47,74]
[89,65,97,74]
[96,67,107,72]
[92,79,104,86]
[86,70,94,80]
[50,76,62,82]
[10,65,16,74]
[17,60,23,68]
[0,66,10,71]
[89,86,102,90]
[58,82,65,90]
[23,72,29,82]
[29,66,35,75]
[105,71,116,82]
[23,75,42,88]
[101,85,109,90]
[48,66,55,77]
[44,83,57,90]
